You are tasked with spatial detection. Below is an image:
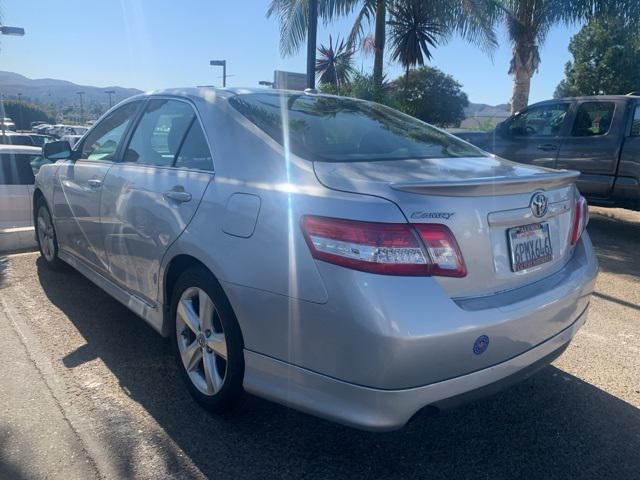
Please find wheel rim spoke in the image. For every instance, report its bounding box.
[206,333,227,359]
[181,340,202,372]
[203,350,222,394]
[177,298,200,334]
[199,289,215,332]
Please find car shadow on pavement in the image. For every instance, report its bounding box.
[35,258,640,480]
[587,213,640,279]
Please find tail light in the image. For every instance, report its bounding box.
[300,216,466,277]
[570,196,589,245]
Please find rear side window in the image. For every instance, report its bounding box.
[571,102,615,137]
[81,101,141,162]
[631,105,640,136]
[0,154,38,185]
[229,93,483,162]
[124,99,195,167]
[174,121,213,171]
[507,103,569,137]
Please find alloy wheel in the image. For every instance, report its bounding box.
[175,287,228,396]
[37,206,56,262]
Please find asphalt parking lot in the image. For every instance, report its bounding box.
[0,207,638,480]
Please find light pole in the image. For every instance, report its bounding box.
[0,24,25,135]
[17,93,24,131]
[210,60,227,87]
[76,91,85,124]
[104,90,115,108]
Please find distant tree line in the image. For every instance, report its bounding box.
[2,100,54,130]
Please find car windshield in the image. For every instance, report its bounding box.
[229,93,484,162]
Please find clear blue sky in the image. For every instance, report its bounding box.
[1,0,579,105]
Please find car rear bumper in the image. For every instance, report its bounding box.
[243,304,588,431]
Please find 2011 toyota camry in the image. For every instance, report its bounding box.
[34,88,597,431]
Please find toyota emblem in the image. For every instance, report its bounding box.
[530,192,548,218]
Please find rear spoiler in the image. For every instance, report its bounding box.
[390,170,580,197]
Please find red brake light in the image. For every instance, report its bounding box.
[570,196,589,245]
[300,216,466,277]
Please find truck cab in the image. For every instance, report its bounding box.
[458,95,640,211]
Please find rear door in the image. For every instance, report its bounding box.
[100,97,213,304]
[491,101,571,168]
[53,101,142,271]
[556,99,625,197]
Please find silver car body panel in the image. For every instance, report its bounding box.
[34,88,598,430]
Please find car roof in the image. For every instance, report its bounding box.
[0,145,42,155]
[533,95,638,106]
[132,86,323,103]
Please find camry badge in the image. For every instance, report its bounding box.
[530,192,549,218]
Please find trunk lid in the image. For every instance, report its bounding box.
[313,156,580,299]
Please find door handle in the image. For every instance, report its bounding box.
[537,144,558,152]
[164,189,192,203]
[87,178,103,188]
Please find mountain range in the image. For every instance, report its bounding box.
[0,71,142,106]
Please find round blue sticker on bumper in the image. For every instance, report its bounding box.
[473,335,490,355]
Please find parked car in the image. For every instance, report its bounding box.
[0,117,16,132]
[0,145,48,252]
[60,134,83,147]
[0,132,35,146]
[29,133,56,148]
[34,89,597,430]
[455,95,640,211]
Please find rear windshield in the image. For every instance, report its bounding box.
[0,154,47,185]
[229,93,484,162]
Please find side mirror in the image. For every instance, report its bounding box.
[43,140,72,160]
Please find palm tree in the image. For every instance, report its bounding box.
[387,0,443,84]
[496,0,640,114]
[267,0,356,88]
[316,35,356,86]
[347,0,497,89]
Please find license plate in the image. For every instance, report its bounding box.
[507,222,553,272]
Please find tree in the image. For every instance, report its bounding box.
[1,100,54,130]
[495,0,640,114]
[387,0,443,84]
[316,35,356,86]
[554,16,640,97]
[267,0,355,88]
[347,0,496,89]
[390,66,469,127]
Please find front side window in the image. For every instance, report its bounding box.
[507,103,569,137]
[630,105,640,136]
[229,93,483,162]
[124,99,195,167]
[81,101,141,162]
[571,102,615,137]
[0,154,42,185]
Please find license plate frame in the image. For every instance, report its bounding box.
[507,222,553,272]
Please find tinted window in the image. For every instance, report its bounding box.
[0,135,35,146]
[571,102,615,137]
[507,103,569,137]
[124,99,195,167]
[229,93,483,162]
[0,154,39,185]
[174,121,213,171]
[81,101,140,162]
[631,105,640,136]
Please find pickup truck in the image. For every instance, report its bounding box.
[455,95,640,211]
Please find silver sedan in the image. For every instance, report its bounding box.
[33,88,597,430]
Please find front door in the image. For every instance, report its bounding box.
[53,101,141,270]
[101,98,213,304]
[490,102,571,168]
[555,100,624,197]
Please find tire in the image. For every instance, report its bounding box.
[170,267,244,412]
[35,199,64,270]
